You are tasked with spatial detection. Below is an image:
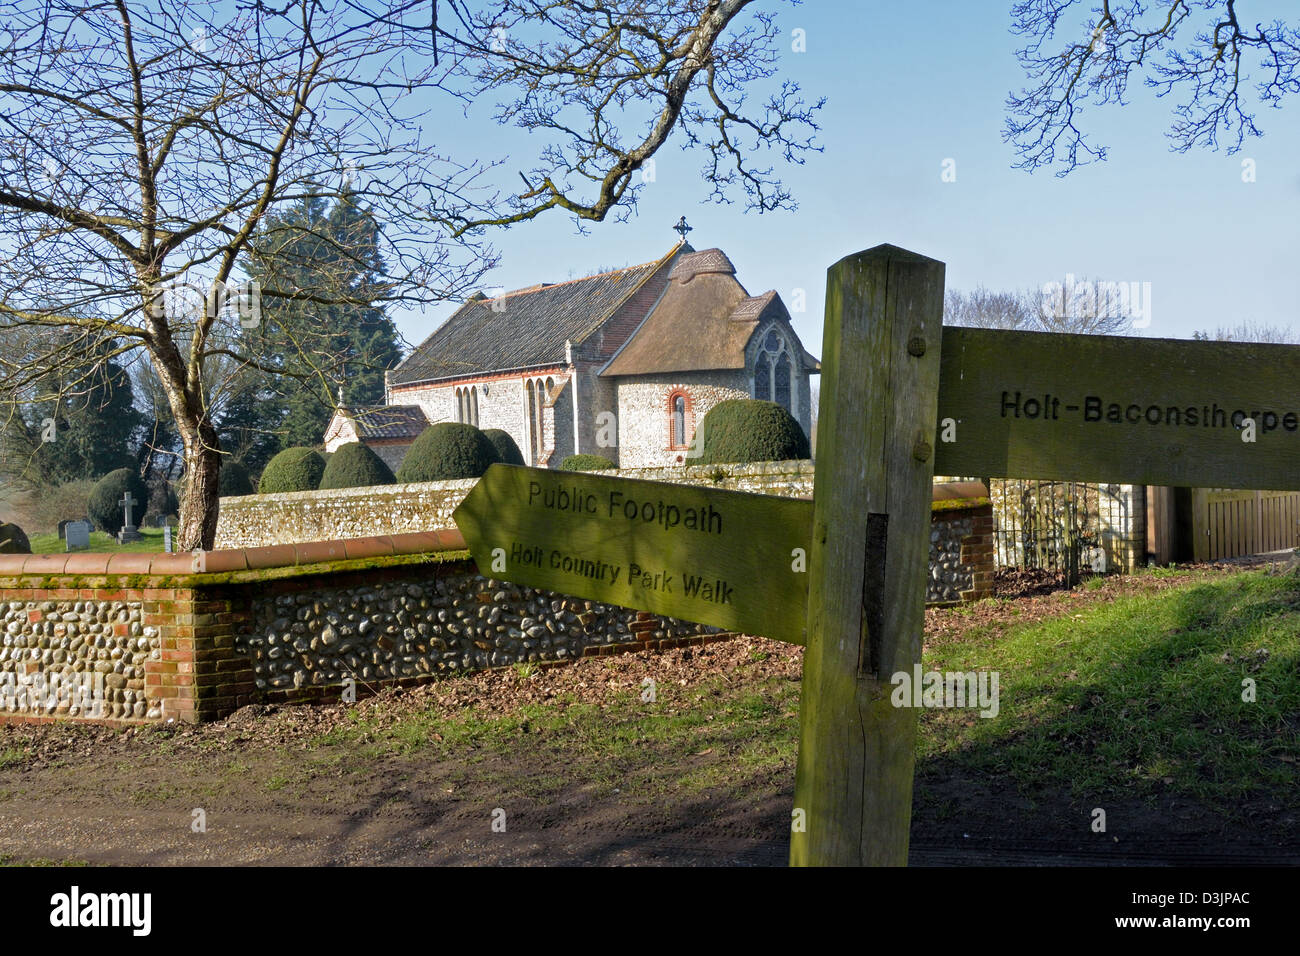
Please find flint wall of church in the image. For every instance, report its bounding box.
[572,361,620,465]
[214,459,991,603]
[389,372,578,468]
[614,371,751,470]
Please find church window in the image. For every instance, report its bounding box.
[525,380,538,463]
[754,354,771,401]
[753,328,795,415]
[668,391,692,449]
[456,386,480,426]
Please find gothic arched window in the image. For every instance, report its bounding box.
[754,354,771,401]
[753,328,795,415]
[456,386,480,426]
[525,380,538,463]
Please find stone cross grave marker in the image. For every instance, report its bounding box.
[64,519,92,551]
[117,492,142,544]
[456,243,1300,866]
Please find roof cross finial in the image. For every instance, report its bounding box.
[673,216,692,241]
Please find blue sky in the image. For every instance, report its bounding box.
[392,0,1300,360]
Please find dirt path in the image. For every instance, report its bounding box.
[2,565,1295,866]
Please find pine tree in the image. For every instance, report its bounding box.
[21,338,142,483]
[243,189,401,454]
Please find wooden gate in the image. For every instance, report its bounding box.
[1192,489,1300,560]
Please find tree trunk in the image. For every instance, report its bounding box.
[177,418,222,551]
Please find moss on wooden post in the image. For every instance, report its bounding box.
[790,244,944,866]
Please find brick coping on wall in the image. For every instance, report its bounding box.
[0,529,468,581]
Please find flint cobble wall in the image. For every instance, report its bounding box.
[215,461,992,606]
[0,545,725,725]
[1,480,993,726]
[214,461,816,550]
[0,598,160,719]
[237,562,718,696]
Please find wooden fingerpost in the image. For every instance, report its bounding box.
[790,244,944,867]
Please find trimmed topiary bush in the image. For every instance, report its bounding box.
[560,453,616,471]
[695,399,811,465]
[319,442,397,489]
[482,428,525,467]
[0,522,30,554]
[218,460,254,497]
[258,447,326,494]
[88,468,149,533]
[396,423,499,482]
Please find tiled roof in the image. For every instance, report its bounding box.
[389,244,684,385]
[345,405,428,440]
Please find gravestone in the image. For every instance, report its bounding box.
[164,524,172,553]
[64,520,92,551]
[116,491,142,544]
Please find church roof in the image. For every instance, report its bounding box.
[669,248,736,281]
[389,243,684,386]
[600,250,819,376]
[342,404,429,440]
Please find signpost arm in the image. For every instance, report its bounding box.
[790,244,944,866]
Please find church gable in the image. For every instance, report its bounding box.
[600,248,815,378]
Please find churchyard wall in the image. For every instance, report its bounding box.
[0,466,992,725]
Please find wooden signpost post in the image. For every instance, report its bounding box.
[455,242,1300,867]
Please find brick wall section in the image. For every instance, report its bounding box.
[143,588,196,722]
[964,506,996,601]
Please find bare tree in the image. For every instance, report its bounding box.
[1193,320,1300,343]
[0,0,821,549]
[945,280,1133,335]
[1005,1,1300,174]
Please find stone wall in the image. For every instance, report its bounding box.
[1,475,994,726]
[216,478,477,551]
[0,535,724,724]
[214,461,991,606]
[928,502,995,605]
[215,460,816,550]
[1,597,160,719]
[237,563,715,694]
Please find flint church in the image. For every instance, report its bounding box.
[324,224,819,472]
